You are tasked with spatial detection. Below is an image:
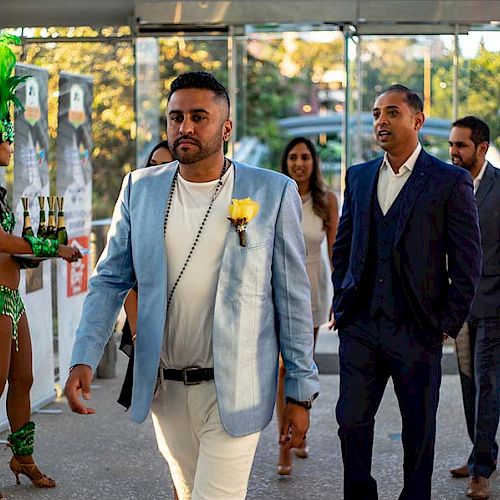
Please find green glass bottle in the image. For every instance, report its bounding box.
[56,196,68,245]
[37,196,47,238]
[46,196,57,240]
[21,197,35,238]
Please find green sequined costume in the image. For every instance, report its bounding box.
[0,285,25,351]
[8,421,35,456]
[23,234,58,257]
[0,187,58,349]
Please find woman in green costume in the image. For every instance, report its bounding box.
[0,34,81,497]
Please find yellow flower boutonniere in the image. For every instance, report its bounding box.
[228,198,260,247]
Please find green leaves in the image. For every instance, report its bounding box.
[0,34,27,122]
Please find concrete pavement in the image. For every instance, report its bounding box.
[0,347,498,499]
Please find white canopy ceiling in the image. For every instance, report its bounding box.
[1,0,499,30]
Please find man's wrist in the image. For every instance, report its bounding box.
[69,363,91,373]
[285,392,319,411]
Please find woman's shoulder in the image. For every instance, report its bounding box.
[325,189,338,209]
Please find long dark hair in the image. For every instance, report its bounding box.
[281,137,330,229]
[145,140,171,168]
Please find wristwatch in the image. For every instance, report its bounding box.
[285,392,318,411]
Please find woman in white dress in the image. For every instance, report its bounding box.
[277,137,338,475]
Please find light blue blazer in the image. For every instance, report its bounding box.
[71,160,320,437]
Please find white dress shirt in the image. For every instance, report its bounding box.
[473,160,488,194]
[377,143,422,215]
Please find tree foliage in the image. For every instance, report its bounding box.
[460,43,500,150]
[18,27,134,220]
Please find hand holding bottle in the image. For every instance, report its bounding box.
[58,244,82,263]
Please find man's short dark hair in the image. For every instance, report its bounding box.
[381,84,424,113]
[452,115,490,145]
[168,71,230,112]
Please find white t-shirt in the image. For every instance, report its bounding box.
[160,165,234,370]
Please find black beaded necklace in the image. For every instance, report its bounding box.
[163,157,230,312]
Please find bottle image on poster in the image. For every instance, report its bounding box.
[14,67,51,294]
[56,73,93,299]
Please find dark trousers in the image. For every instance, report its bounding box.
[455,318,500,478]
[336,313,442,500]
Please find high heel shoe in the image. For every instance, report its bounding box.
[9,456,56,488]
[277,443,292,475]
[293,438,309,459]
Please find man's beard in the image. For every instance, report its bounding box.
[452,156,476,172]
[171,132,223,164]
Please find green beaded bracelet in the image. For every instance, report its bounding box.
[23,235,59,257]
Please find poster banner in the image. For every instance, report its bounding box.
[0,64,54,430]
[56,72,93,385]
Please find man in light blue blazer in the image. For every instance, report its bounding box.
[65,72,319,499]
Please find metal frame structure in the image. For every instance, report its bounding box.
[2,1,500,29]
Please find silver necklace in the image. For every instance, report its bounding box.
[163,158,230,311]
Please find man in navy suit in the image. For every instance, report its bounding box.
[332,85,482,500]
[448,116,500,500]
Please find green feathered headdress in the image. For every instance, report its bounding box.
[0,33,29,143]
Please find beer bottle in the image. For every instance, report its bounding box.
[56,196,68,245]
[46,196,57,239]
[21,197,34,237]
[37,195,47,238]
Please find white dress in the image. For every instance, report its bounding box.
[301,194,333,328]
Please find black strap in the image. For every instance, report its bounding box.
[162,367,214,385]
[117,345,134,410]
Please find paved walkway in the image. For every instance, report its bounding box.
[0,353,498,499]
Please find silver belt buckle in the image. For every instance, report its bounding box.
[182,366,201,385]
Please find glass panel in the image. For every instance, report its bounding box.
[458,31,500,160]
[236,29,344,199]
[354,34,455,163]
[19,27,134,220]
[136,38,160,170]
[345,33,360,171]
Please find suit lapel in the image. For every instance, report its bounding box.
[475,162,495,208]
[359,160,381,258]
[394,150,434,247]
[360,160,381,214]
[150,164,177,281]
[219,162,245,263]
[160,163,178,238]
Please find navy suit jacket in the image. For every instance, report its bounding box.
[332,149,482,339]
[469,162,500,319]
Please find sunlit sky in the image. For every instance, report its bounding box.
[458,31,500,57]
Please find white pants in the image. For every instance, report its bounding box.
[151,379,261,500]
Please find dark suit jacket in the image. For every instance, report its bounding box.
[469,162,500,320]
[332,149,482,339]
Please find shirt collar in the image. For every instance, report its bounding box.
[381,142,422,175]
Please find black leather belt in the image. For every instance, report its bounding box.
[162,367,214,385]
